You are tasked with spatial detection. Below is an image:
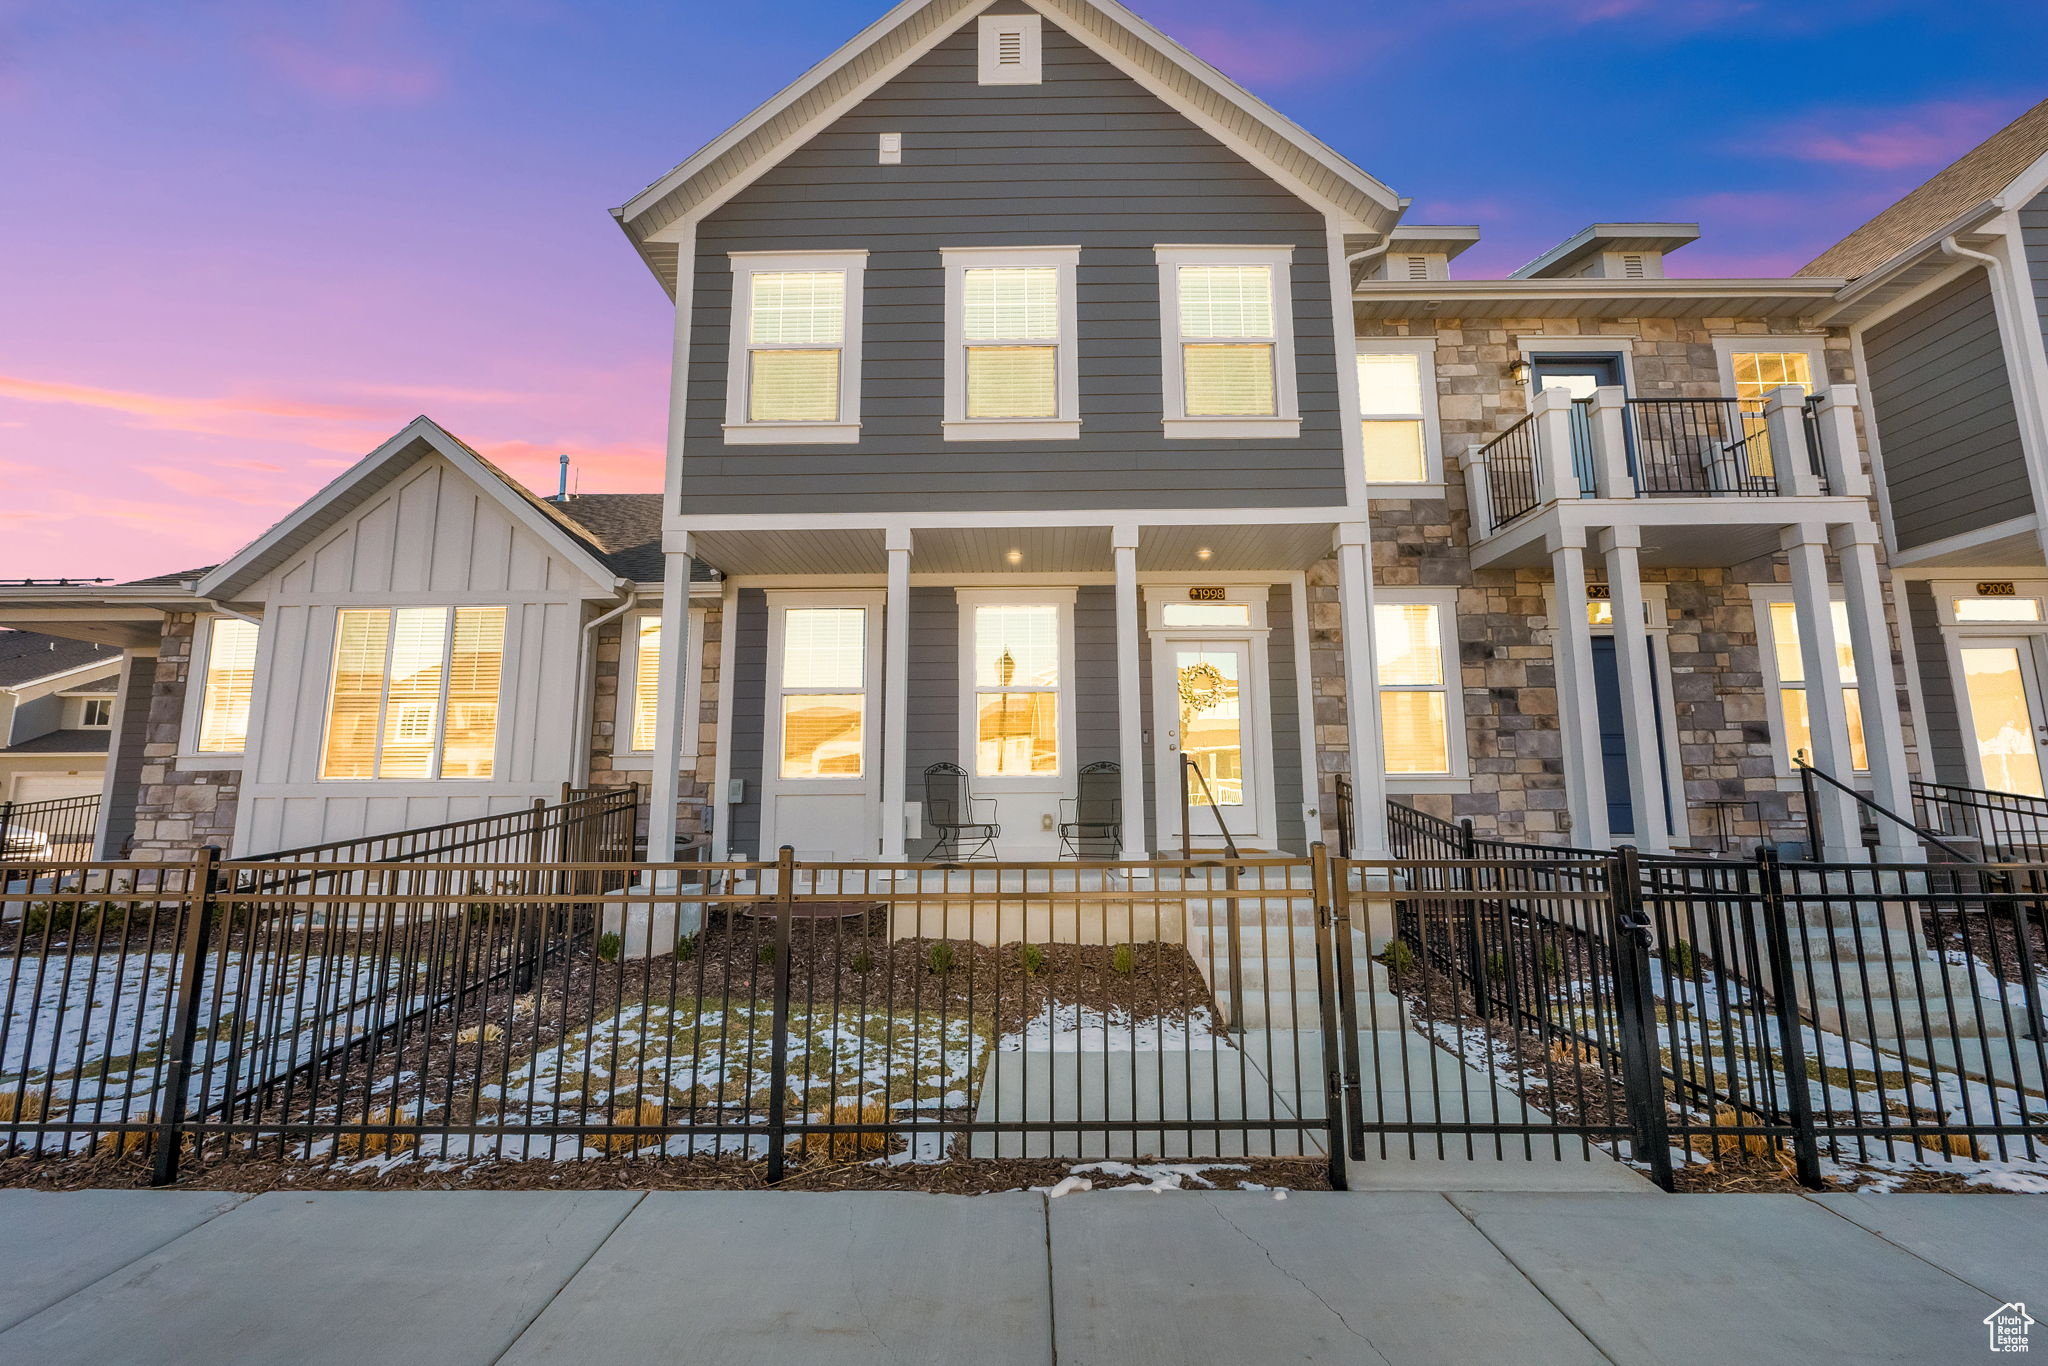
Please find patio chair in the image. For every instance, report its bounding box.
[1059,760,1123,860]
[922,763,999,861]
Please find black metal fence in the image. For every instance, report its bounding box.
[2,850,1343,1184]
[1913,780,2048,862]
[1480,410,1541,527]
[0,793,100,870]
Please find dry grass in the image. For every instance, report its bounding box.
[1547,1040,1602,1068]
[795,1098,894,1159]
[94,1123,155,1158]
[0,1089,48,1124]
[339,1107,418,1157]
[456,1023,504,1045]
[594,1099,667,1155]
[1919,1132,1983,1160]
[1701,1105,1783,1163]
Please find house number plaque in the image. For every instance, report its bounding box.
[1187,586,1227,601]
[1977,581,2017,597]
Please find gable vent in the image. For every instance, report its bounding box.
[1621,253,1647,279]
[1404,255,1431,280]
[978,14,1042,85]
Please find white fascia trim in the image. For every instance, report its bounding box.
[1154,244,1299,436]
[1356,335,1446,486]
[676,505,1351,533]
[1373,584,1468,782]
[1890,514,2043,567]
[942,245,1081,441]
[612,605,706,763]
[723,250,868,445]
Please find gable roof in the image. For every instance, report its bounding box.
[0,631,120,690]
[1801,96,2048,280]
[548,494,716,585]
[612,0,1403,291]
[195,417,628,602]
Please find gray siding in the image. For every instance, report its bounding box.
[906,586,960,849]
[1864,271,2031,551]
[10,694,59,742]
[2023,190,2048,367]
[1073,586,1119,769]
[728,589,768,858]
[1907,581,1969,785]
[1268,585,1306,853]
[682,17,1344,515]
[99,656,154,857]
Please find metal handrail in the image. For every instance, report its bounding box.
[1796,758,1980,864]
[1178,755,1241,860]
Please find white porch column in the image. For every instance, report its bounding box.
[881,529,912,862]
[1833,522,1915,859]
[1783,523,1860,858]
[647,537,694,865]
[1596,526,1669,851]
[1549,531,1610,849]
[1532,384,1581,506]
[1586,385,1635,498]
[1111,527,1148,861]
[1766,385,1823,497]
[1813,385,1871,498]
[1335,523,1389,857]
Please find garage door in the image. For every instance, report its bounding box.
[9,773,102,804]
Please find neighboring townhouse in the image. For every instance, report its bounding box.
[1795,98,2048,808]
[0,630,122,807]
[6,0,2030,869]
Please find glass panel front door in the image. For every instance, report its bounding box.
[1959,641,2048,798]
[1177,646,1246,810]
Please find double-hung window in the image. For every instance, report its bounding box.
[1374,596,1461,778]
[1155,246,1299,438]
[1356,341,1440,485]
[942,246,1079,440]
[725,251,866,443]
[616,609,705,761]
[320,607,506,780]
[967,601,1064,777]
[1714,337,1822,478]
[778,607,868,779]
[1759,596,1868,774]
[194,617,260,754]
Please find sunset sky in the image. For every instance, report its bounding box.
[3,0,2044,581]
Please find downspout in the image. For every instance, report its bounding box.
[1941,232,2048,567]
[572,585,639,789]
[1345,237,1393,291]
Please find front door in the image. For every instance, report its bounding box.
[1588,634,1673,838]
[1958,639,2048,798]
[1154,637,1271,852]
[1531,353,1626,490]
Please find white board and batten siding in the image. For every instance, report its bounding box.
[231,455,609,854]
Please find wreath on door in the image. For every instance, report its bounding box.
[1177,661,1229,723]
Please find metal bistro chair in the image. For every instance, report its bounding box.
[1059,760,1123,860]
[922,762,1000,861]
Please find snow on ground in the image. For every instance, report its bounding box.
[995,1002,1222,1053]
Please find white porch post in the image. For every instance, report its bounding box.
[1596,526,1669,851]
[1532,384,1581,506]
[647,538,694,866]
[1335,524,1389,857]
[1783,522,1860,858]
[1549,530,1610,849]
[881,529,912,862]
[1587,385,1635,498]
[1813,385,1871,498]
[1766,385,1823,497]
[1833,522,1915,859]
[1112,526,1148,862]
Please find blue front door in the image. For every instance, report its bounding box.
[1531,354,1627,491]
[1589,634,1670,838]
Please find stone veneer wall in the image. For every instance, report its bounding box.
[1300,314,1918,852]
[126,612,241,860]
[586,601,723,849]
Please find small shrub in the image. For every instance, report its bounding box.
[338,1107,416,1158]
[1484,953,1507,978]
[1382,939,1417,976]
[849,949,874,973]
[1110,943,1136,975]
[759,940,779,966]
[927,942,956,975]
[675,932,698,962]
[595,932,622,963]
[0,1088,47,1124]
[1018,943,1047,977]
[595,1099,666,1156]
[21,901,124,939]
[797,1097,893,1159]
[1539,944,1566,976]
[1665,939,1698,978]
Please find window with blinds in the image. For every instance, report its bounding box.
[319,606,505,781]
[964,266,1059,419]
[780,607,867,779]
[1374,602,1451,775]
[1178,264,1277,417]
[1766,600,1868,773]
[629,616,662,753]
[1358,350,1430,483]
[973,603,1060,777]
[195,617,260,753]
[747,270,845,422]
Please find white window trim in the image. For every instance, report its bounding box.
[1711,335,1826,405]
[611,606,706,766]
[1142,584,1271,633]
[1374,586,1468,790]
[767,590,883,787]
[177,613,254,770]
[1750,588,1867,781]
[316,606,507,784]
[1356,337,1443,487]
[977,12,1042,85]
[1154,244,1300,439]
[1931,578,2048,628]
[723,249,867,445]
[956,587,1078,788]
[74,697,114,729]
[1931,578,2048,793]
[941,245,1081,442]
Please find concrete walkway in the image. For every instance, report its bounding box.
[0,1187,2040,1364]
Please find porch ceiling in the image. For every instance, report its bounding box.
[688,520,1342,578]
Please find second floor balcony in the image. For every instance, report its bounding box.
[1463,382,1877,567]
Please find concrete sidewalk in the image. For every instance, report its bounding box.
[0,1187,2040,1364]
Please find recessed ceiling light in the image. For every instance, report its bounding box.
[1005,549,1023,565]
[1196,547,1213,561]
